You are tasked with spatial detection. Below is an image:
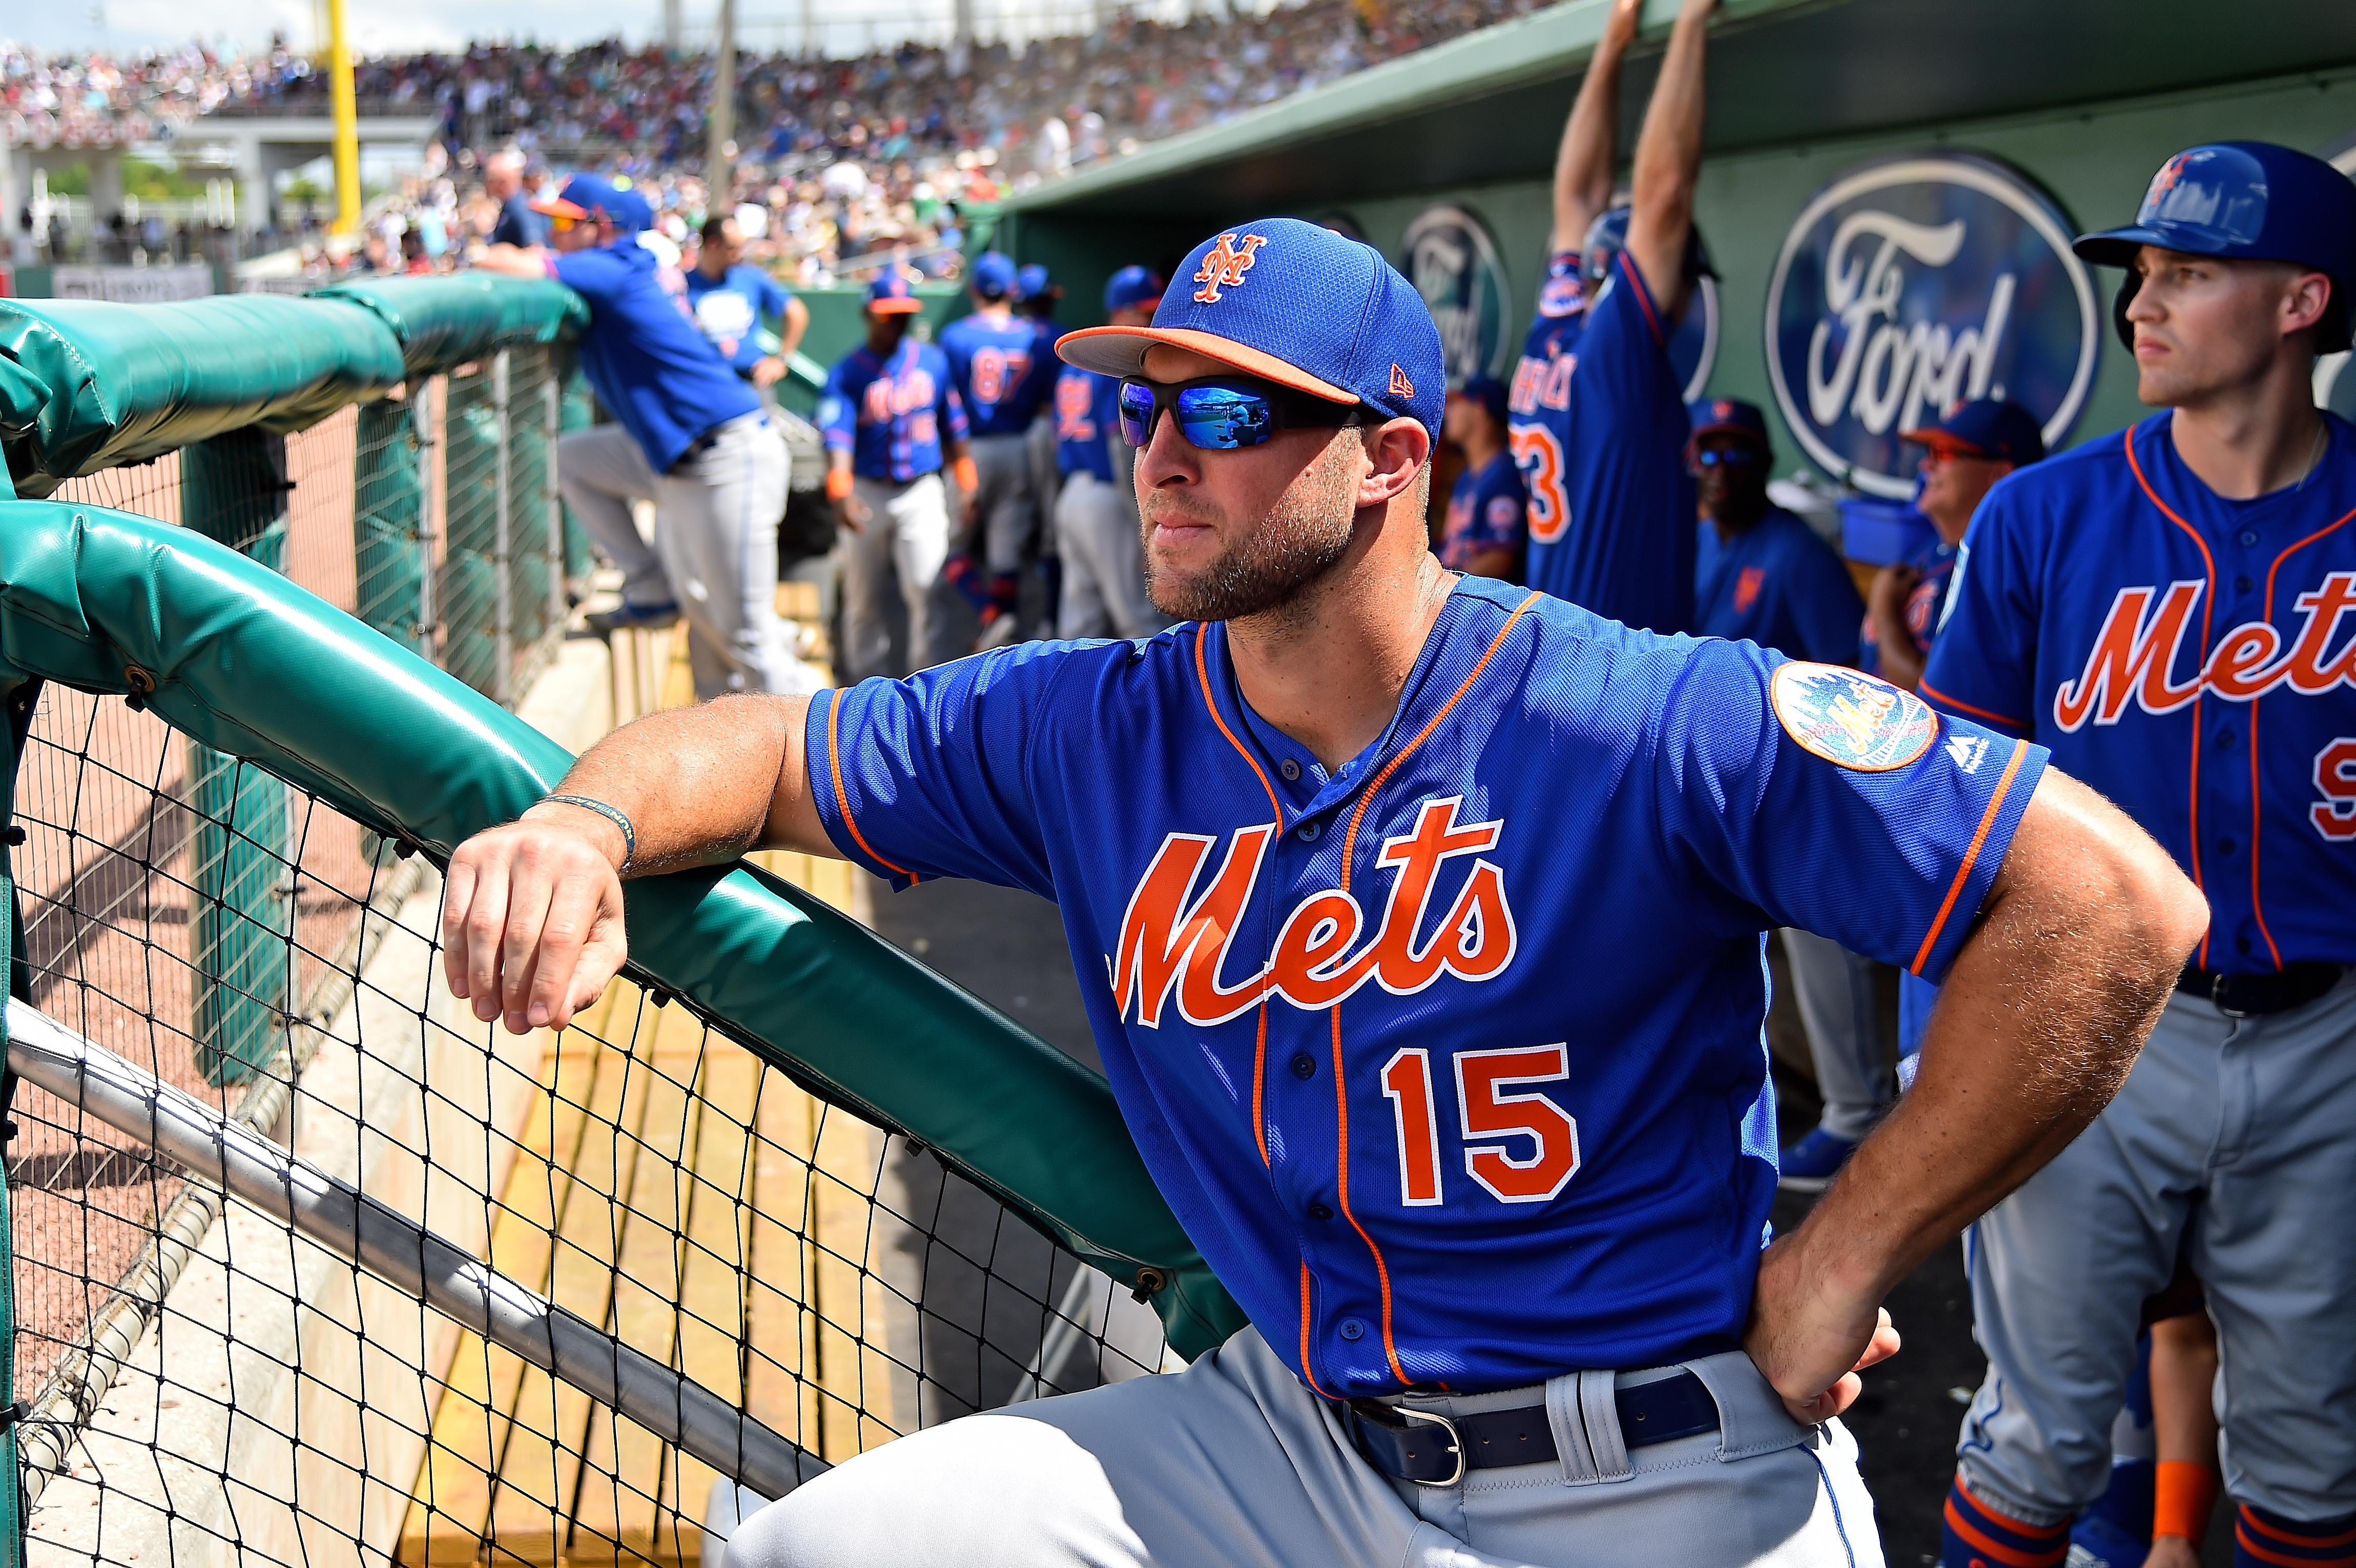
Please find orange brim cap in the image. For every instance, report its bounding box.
[1056,326,1355,403]
[866,296,924,315]
[1898,427,1986,456]
[529,195,587,219]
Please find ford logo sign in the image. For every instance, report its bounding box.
[1403,204,1515,384]
[1765,153,2099,499]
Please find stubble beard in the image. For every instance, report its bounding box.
[1140,441,1361,623]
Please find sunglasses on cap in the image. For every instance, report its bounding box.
[1117,376,1367,451]
[547,213,583,234]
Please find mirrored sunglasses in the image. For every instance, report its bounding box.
[1117,376,1366,451]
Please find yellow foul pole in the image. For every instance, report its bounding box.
[328,0,361,235]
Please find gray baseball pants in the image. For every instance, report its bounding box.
[723,1326,1882,1567]
[1956,971,2356,1524]
[556,416,815,698]
[1053,471,1168,642]
[1780,931,1888,1143]
[967,431,1041,575]
[839,472,955,681]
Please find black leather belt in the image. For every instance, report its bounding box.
[1348,1370,1719,1487]
[2177,961,2346,1017]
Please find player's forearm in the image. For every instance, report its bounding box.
[1783,771,2205,1299]
[1627,0,1712,294]
[1551,10,1634,244]
[473,243,549,278]
[780,298,810,359]
[531,694,827,874]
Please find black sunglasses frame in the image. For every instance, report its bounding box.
[1117,375,1369,450]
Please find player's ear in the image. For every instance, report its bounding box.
[2281,267,2333,344]
[1357,417,1431,508]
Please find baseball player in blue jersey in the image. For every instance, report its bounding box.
[441,217,2205,1568]
[1438,376,1527,580]
[1859,400,2045,695]
[819,273,976,682]
[942,252,1060,648]
[1052,265,1169,641]
[1918,142,2356,1568]
[1018,261,1070,590]
[1508,0,1713,633]
[684,213,809,390]
[476,175,817,699]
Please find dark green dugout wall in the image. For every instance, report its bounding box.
[998,0,2356,476]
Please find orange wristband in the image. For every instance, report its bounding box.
[953,454,979,491]
[825,468,852,502]
[2153,1460,2219,1543]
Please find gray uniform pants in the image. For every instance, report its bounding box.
[724,1327,1882,1568]
[556,417,815,699]
[1957,971,2356,1524]
[1026,410,1062,549]
[1053,471,1168,642]
[839,472,954,682]
[1780,930,1887,1143]
[969,431,1040,575]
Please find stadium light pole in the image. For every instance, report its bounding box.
[326,0,360,236]
[708,0,738,204]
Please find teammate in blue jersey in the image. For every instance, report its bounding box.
[1507,0,1712,633]
[1918,142,2356,1568]
[1438,376,1526,579]
[475,174,815,699]
[1689,398,1862,665]
[819,273,975,681]
[1018,262,1070,622]
[683,212,808,388]
[1860,399,2045,692]
[941,252,1059,647]
[443,217,2204,1568]
[1051,265,1167,640]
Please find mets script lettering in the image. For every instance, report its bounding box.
[1807,211,2014,441]
[2053,572,2356,731]
[1110,797,1517,1027]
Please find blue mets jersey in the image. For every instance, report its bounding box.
[681,262,793,377]
[1508,251,1696,634]
[1923,411,2356,972]
[1054,364,1119,484]
[1438,450,1528,573]
[807,574,2047,1395]
[1694,508,1865,665]
[818,339,969,483]
[940,310,1055,438]
[1859,537,1961,680]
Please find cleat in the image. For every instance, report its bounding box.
[1776,1127,1860,1193]
[585,601,680,634]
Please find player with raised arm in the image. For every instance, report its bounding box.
[1510,0,1714,633]
[1919,142,2356,1568]
[443,218,2204,1568]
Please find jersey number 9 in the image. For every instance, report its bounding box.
[1381,1044,1581,1207]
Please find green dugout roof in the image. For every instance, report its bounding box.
[1005,0,2356,219]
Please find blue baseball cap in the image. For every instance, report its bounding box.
[532,174,627,225]
[1103,265,1163,314]
[1016,262,1060,303]
[1057,216,1445,439]
[1451,375,1509,427]
[970,250,1018,298]
[1900,398,2046,465]
[2074,142,2356,354]
[866,272,924,315]
[1685,396,1772,455]
[605,188,654,235]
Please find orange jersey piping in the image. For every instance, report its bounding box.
[825,690,921,884]
[1910,738,2031,975]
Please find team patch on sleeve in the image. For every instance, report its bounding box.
[1770,662,1938,772]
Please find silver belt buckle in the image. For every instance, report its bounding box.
[1398,1406,1465,1487]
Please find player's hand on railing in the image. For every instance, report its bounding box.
[441,804,631,1035]
[1742,1235,1902,1423]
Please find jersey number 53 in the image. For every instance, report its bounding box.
[1381,1043,1581,1206]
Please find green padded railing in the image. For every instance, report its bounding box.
[0,498,1244,1358]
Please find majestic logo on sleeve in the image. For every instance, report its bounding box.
[2052,573,2356,731]
[1110,797,1516,1027]
[1771,662,1939,771]
[1192,233,1269,303]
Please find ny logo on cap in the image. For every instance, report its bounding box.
[1193,232,1268,303]
[2148,153,2188,201]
